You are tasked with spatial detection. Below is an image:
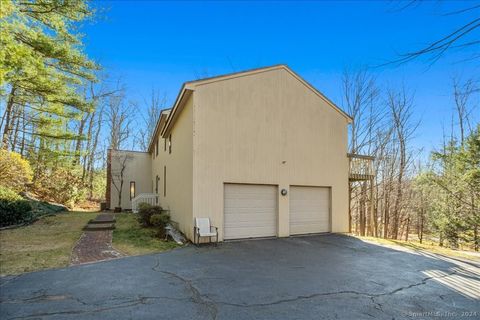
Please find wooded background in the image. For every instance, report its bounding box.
[0,0,478,250]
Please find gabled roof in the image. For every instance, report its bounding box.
[148,65,353,152]
[147,108,171,153]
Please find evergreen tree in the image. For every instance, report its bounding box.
[0,0,99,150]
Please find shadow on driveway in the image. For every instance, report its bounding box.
[1,234,479,319]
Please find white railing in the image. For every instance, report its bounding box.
[131,193,159,213]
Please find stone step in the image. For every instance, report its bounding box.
[89,218,116,224]
[88,213,115,224]
[84,223,116,231]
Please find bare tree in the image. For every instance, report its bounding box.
[106,90,134,150]
[135,89,167,151]
[343,69,387,236]
[343,69,382,154]
[110,152,133,209]
[452,76,478,144]
[384,2,480,65]
[386,86,419,239]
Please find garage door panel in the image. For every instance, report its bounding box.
[224,215,276,223]
[224,184,277,240]
[225,200,275,209]
[290,186,330,235]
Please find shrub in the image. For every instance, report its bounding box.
[137,203,163,227]
[150,213,171,238]
[33,166,86,208]
[0,185,22,201]
[0,150,32,192]
[0,186,33,227]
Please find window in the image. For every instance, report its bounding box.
[163,166,166,197]
[156,139,159,156]
[155,175,159,194]
[130,181,136,200]
[168,134,172,154]
[164,138,166,151]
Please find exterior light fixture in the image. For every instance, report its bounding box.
[281,189,288,196]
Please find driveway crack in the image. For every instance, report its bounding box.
[5,295,193,319]
[152,259,218,320]
[199,270,461,309]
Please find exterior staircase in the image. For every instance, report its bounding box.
[84,213,116,231]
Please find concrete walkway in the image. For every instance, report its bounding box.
[70,213,123,265]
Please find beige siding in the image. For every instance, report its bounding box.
[193,68,349,240]
[151,96,194,238]
[110,150,152,210]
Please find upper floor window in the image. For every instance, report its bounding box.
[156,139,159,156]
[168,134,172,154]
[163,166,167,197]
[164,138,167,151]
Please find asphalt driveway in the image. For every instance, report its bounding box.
[1,234,479,319]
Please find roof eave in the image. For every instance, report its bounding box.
[160,86,194,138]
[147,110,171,153]
[282,67,353,123]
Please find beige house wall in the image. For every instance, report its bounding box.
[108,66,350,242]
[151,96,194,238]
[110,150,152,210]
[192,68,349,241]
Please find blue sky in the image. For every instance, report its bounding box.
[81,1,479,155]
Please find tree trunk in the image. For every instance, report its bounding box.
[2,86,16,149]
[11,107,22,152]
[419,208,424,244]
[73,112,89,165]
[118,178,123,208]
[360,182,366,236]
[383,197,390,238]
[393,142,405,240]
[82,110,96,182]
[20,114,26,157]
[405,217,410,241]
[348,182,352,233]
[474,224,478,252]
[88,107,104,199]
[369,177,374,237]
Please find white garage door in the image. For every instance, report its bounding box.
[289,186,330,235]
[224,184,277,240]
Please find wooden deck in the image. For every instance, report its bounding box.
[348,153,375,181]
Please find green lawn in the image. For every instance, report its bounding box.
[355,235,480,262]
[113,213,180,256]
[0,212,97,276]
[0,211,181,276]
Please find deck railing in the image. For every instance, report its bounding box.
[132,193,159,213]
[348,153,375,181]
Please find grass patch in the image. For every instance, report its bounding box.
[0,211,98,276]
[355,235,480,262]
[112,213,180,256]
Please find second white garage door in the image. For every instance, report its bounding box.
[289,186,330,235]
[224,184,277,240]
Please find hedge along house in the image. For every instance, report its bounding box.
[106,65,374,241]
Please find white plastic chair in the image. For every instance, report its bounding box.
[194,218,218,245]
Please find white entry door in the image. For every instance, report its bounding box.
[224,184,277,240]
[289,186,330,235]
